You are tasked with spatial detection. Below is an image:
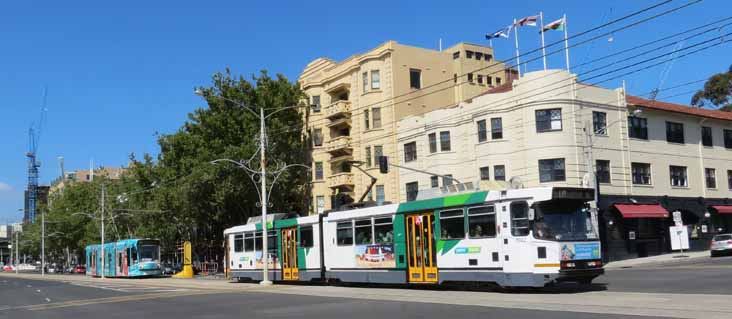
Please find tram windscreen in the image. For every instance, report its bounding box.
[138,242,160,262]
[533,200,598,241]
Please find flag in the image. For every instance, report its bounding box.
[516,15,538,27]
[542,17,566,32]
[486,25,512,39]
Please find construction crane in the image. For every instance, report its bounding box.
[26,89,47,224]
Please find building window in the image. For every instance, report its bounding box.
[666,121,685,144]
[375,185,385,205]
[336,221,353,246]
[510,201,530,236]
[702,126,713,147]
[485,54,492,61]
[596,160,610,184]
[409,69,421,89]
[535,108,562,132]
[496,77,501,85]
[452,51,460,59]
[428,133,437,153]
[362,72,368,93]
[480,167,490,180]
[365,146,372,167]
[467,73,474,83]
[440,131,451,151]
[631,163,652,185]
[705,168,717,189]
[491,118,503,139]
[314,162,323,180]
[468,206,496,238]
[628,116,648,139]
[593,111,607,135]
[725,129,732,149]
[312,128,323,147]
[364,109,370,130]
[374,146,383,166]
[466,50,473,59]
[443,174,454,186]
[439,209,465,239]
[477,120,487,142]
[311,95,321,113]
[494,165,506,181]
[406,182,419,201]
[316,196,325,213]
[404,142,417,162]
[669,165,688,187]
[728,170,732,190]
[486,76,493,86]
[372,107,381,128]
[453,73,457,83]
[371,70,380,89]
[475,52,483,60]
[538,158,566,182]
[477,74,483,84]
[430,176,439,188]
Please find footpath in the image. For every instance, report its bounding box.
[604,250,710,269]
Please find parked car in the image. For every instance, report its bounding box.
[2,265,14,272]
[162,263,174,275]
[711,234,732,257]
[73,265,86,274]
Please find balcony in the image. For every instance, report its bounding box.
[328,172,354,189]
[326,136,352,155]
[327,117,352,129]
[329,154,354,165]
[325,100,352,120]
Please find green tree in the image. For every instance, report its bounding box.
[691,66,732,111]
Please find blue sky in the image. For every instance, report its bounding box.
[1,0,729,222]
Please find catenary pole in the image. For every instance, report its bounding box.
[41,210,45,276]
[260,107,272,286]
[101,184,105,279]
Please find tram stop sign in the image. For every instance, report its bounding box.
[672,210,683,227]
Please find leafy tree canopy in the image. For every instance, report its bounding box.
[691,66,732,112]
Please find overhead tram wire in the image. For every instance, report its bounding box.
[280,1,710,133]
[334,34,732,154]
[271,21,730,140]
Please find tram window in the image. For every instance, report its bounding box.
[267,230,277,253]
[337,221,354,246]
[439,209,465,240]
[355,219,373,245]
[131,247,137,264]
[244,232,254,252]
[255,231,263,251]
[234,234,244,253]
[510,201,531,236]
[374,217,394,244]
[468,206,497,238]
[300,226,314,248]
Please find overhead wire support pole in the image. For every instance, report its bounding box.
[101,184,106,279]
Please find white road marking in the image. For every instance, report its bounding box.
[44,298,51,303]
[66,281,188,293]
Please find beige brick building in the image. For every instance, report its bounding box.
[298,41,513,213]
[396,69,732,260]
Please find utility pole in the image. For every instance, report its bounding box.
[15,230,19,274]
[101,184,106,279]
[259,107,272,286]
[41,210,45,276]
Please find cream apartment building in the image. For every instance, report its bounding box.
[396,69,732,261]
[298,40,513,213]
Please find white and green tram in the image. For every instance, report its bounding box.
[224,186,603,287]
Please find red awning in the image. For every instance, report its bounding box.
[712,205,732,214]
[614,204,669,218]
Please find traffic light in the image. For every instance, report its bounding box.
[378,156,389,174]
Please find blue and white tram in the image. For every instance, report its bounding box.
[85,239,162,278]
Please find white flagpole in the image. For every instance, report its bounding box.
[563,14,571,72]
[514,19,521,78]
[540,12,547,70]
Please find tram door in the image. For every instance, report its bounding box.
[122,249,128,276]
[405,213,438,283]
[281,228,298,280]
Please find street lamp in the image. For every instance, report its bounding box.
[197,89,306,285]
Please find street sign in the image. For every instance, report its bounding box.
[670,226,690,251]
[672,211,683,227]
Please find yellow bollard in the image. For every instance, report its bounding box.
[172,241,193,279]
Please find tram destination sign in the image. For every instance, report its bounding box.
[552,188,594,201]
